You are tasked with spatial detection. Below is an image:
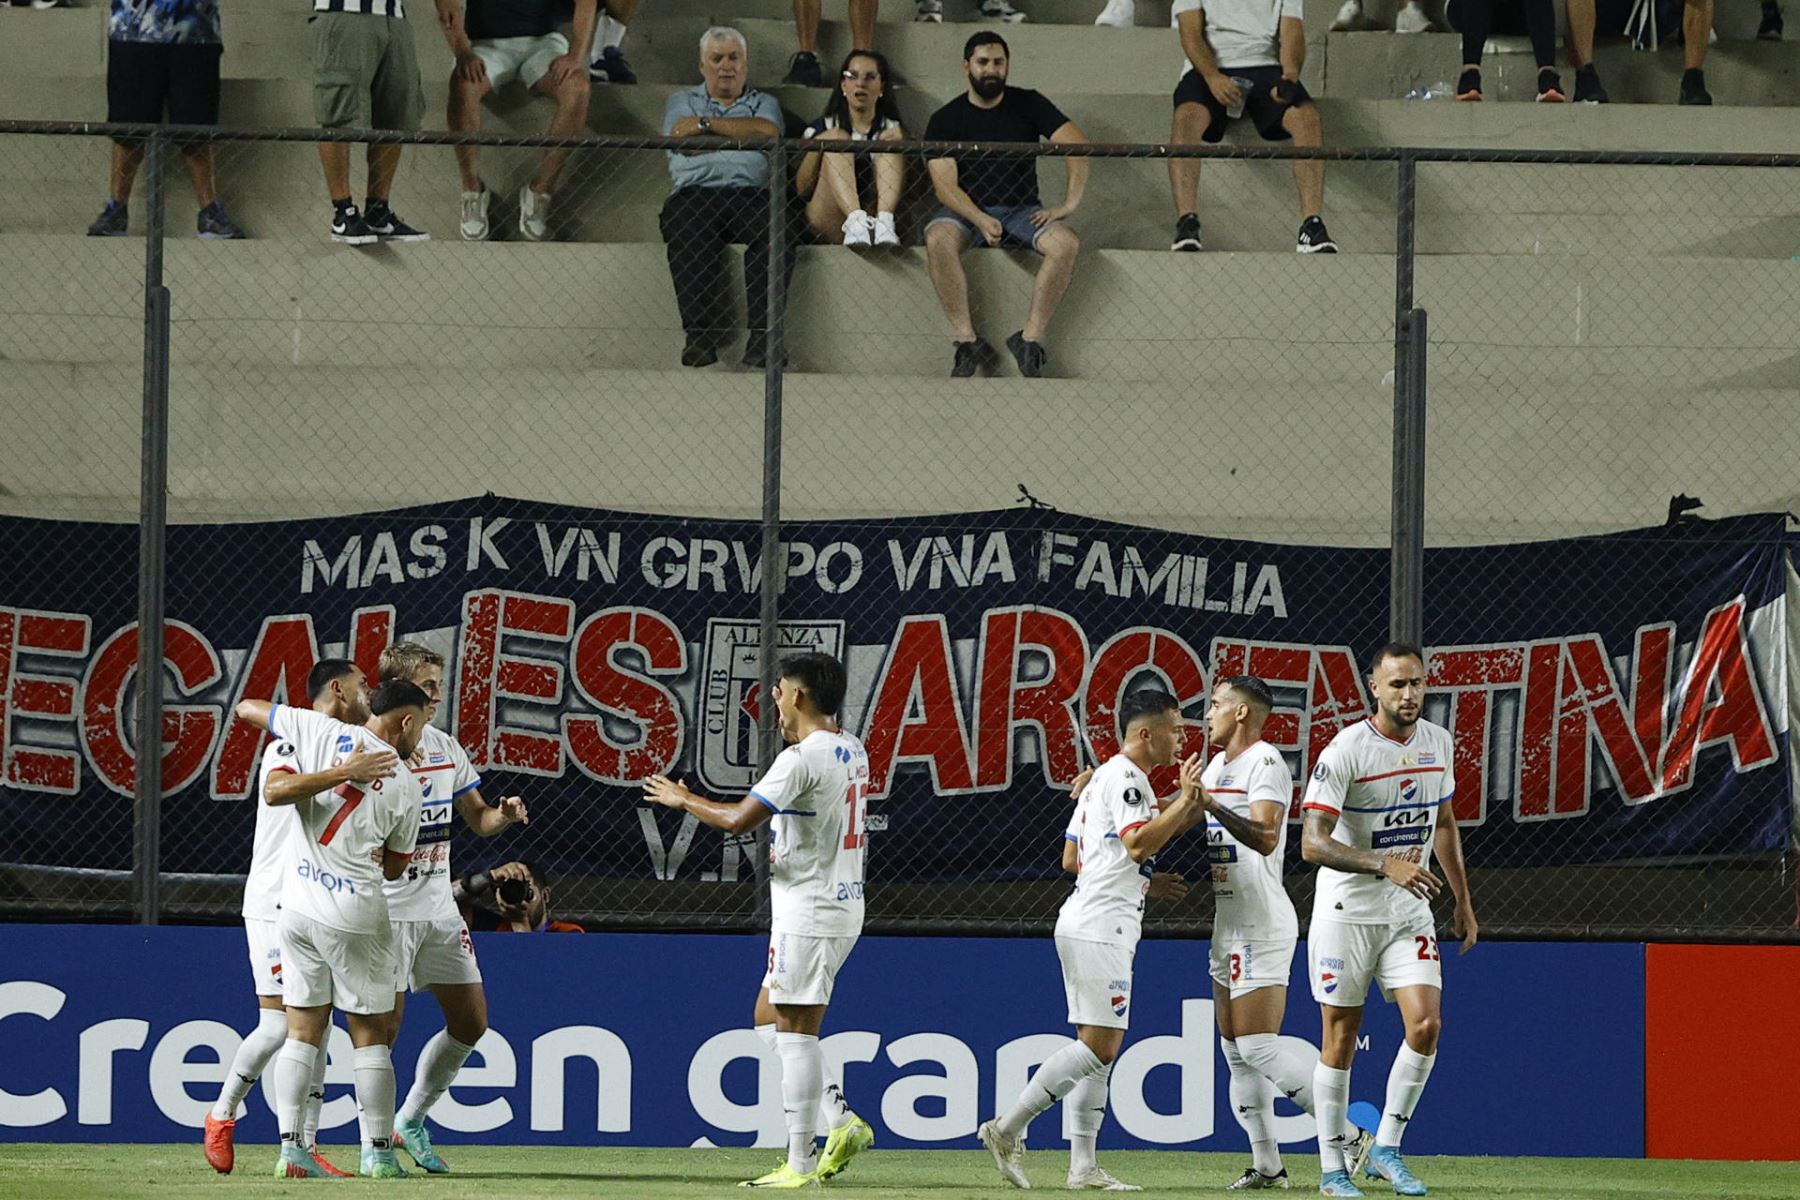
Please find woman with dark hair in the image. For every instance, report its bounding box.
[795,49,905,246]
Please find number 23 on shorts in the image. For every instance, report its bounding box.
[1415,935,1440,961]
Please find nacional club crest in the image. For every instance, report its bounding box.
[696,618,846,791]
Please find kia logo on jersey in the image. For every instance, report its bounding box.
[1400,778,1418,804]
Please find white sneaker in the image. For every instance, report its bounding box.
[459,188,491,241]
[1066,1165,1143,1191]
[978,1120,1031,1189]
[518,184,550,241]
[841,209,873,247]
[915,0,943,19]
[1395,0,1432,32]
[872,212,900,247]
[1329,0,1363,30]
[1094,0,1134,25]
[981,0,1028,21]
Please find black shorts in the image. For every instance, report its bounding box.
[106,40,223,142]
[1173,64,1294,143]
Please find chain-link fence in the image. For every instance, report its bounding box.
[1,121,1795,941]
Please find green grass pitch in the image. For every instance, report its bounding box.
[0,1144,1792,1199]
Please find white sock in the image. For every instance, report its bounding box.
[591,14,627,58]
[274,1040,318,1148]
[1313,1062,1352,1175]
[398,1032,477,1126]
[212,1008,288,1121]
[604,15,628,50]
[302,1042,328,1149]
[759,1023,854,1133]
[353,1045,396,1150]
[1065,1062,1110,1173]
[776,1032,823,1174]
[1222,1038,1281,1177]
[1377,1044,1436,1148]
[998,1040,1104,1139]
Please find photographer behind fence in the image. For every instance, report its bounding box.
[455,861,586,933]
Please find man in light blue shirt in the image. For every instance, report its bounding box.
[658,26,796,369]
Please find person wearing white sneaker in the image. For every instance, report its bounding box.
[979,691,1204,1192]
[916,0,943,19]
[983,0,1029,20]
[796,50,907,247]
[1330,0,1431,30]
[1094,0,1134,25]
[439,0,599,241]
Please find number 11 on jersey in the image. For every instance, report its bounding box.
[843,781,867,851]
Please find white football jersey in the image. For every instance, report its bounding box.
[1201,740,1298,940]
[1055,753,1159,946]
[1302,718,1456,926]
[267,704,421,936]
[752,729,870,938]
[383,724,482,922]
[242,740,302,922]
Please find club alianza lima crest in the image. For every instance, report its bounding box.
[696,619,845,792]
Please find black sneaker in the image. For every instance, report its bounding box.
[1297,214,1338,254]
[364,200,430,242]
[196,201,246,240]
[1171,212,1202,252]
[1455,66,1481,101]
[1005,330,1046,378]
[1679,68,1712,106]
[1573,63,1609,103]
[330,202,377,245]
[1758,1,1783,39]
[599,45,636,83]
[681,335,719,368]
[1536,67,1567,102]
[87,199,127,237]
[783,52,824,87]
[1225,1165,1290,1191]
[950,338,991,378]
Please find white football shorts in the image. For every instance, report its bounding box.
[763,931,858,1006]
[244,916,286,997]
[1057,935,1136,1030]
[1308,915,1442,1008]
[394,917,483,992]
[280,910,398,1015]
[1209,931,1298,996]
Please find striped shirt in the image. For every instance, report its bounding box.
[313,0,407,17]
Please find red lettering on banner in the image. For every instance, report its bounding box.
[1660,597,1778,790]
[350,605,395,685]
[79,621,223,796]
[211,614,319,799]
[862,615,973,797]
[1085,627,1208,796]
[1213,641,1366,808]
[974,608,1087,789]
[0,609,92,794]
[565,608,687,783]
[455,591,573,777]
[1428,644,1526,825]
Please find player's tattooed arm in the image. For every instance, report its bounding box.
[641,774,773,836]
[1432,797,1479,953]
[1201,795,1284,857]
[1301,808,1443,900]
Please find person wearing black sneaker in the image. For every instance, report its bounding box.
[1677,0,1715,104]
[1444,0,1605,103]
[923,31,1088,378]
[311,0,430,245]
[89,0,247,240]
[787,0,878,87]
[1758,0,1783,40]
[658,27,798,368]
[1168,0,1337,254]
[584,0,640,82]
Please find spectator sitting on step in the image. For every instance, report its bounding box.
[1446,0,1608,102]
[1330,0,1433,32]
[795,49,905,247]
[88,0,246,239]
[784,0,879,87]
[659,26,798,369]
[437,0,598,242]
[1166,0,1338,254]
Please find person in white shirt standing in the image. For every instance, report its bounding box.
[1198,675,1370,1191]
[233,680,431,1181]
[1300,643,1478,1199]
[978,688,1205,1192]
[373,641,529,1174]
[204,658,393,1178]
[643,652,871,1189]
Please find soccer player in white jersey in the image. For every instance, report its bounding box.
[373,641,529,1174]
[642,651,869,1189]
[203,659,392,1177]
[1199,675,1371,1191]
[1300,643,1478,1199]
[979,688,1205,1192]
[233,680,431,1181]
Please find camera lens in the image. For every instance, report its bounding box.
[496,878,534,905]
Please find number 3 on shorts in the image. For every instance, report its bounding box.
[1415,935,1440,962]
[1230,952,1242,982]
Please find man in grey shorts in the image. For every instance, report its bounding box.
[312,0,430,244]
[923,31,1088,380]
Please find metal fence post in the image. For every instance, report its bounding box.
[135,130,171,926]
[753,139,789,925]
[1391,309,1427,647]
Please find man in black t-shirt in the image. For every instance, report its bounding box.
[923,32,1088,380]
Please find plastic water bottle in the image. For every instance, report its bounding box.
[1404,79,1454,100]
[1227,76,1254,119]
